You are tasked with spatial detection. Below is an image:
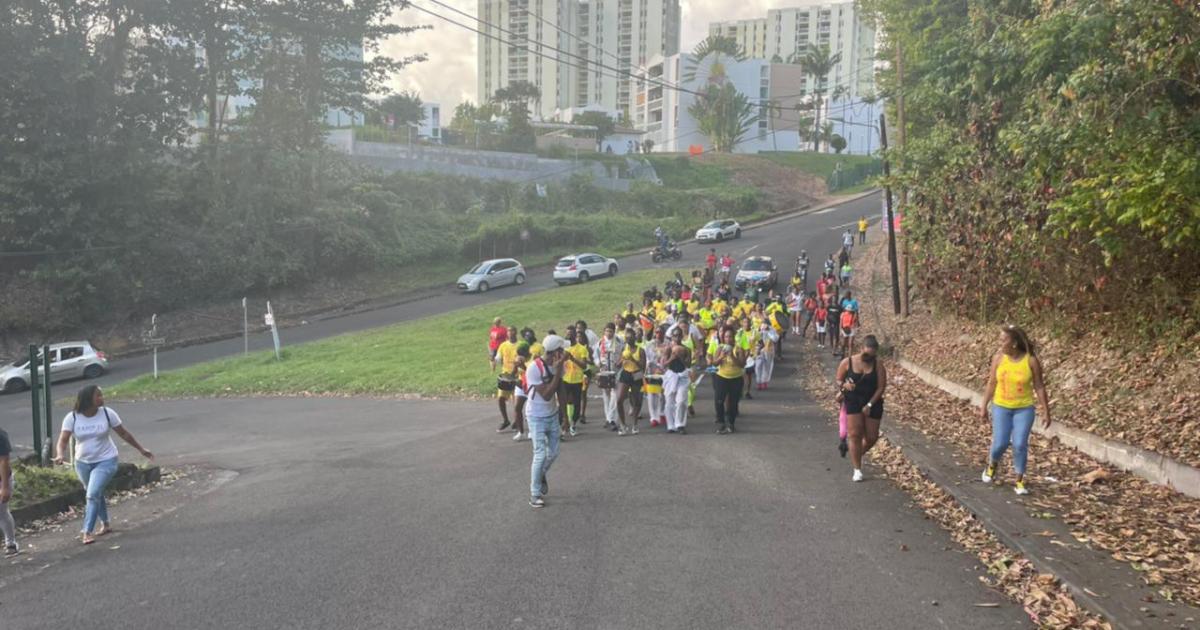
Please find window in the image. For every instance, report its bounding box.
[60,346,84,360]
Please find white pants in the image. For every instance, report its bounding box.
[756,350,775,385]
[645,390,664,420]
[601,387,620,425]
[663,370,690,431]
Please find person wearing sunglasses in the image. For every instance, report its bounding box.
[835,335,887,482]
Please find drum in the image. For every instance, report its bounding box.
[644,374,664,394]
[596,371,617,389]
[497,375,517,391]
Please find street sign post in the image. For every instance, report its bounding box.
[41,346,51,464]
[266,301,281,360]
[242,297,249,355]
[28,345,41,464]
[142,314,165,379]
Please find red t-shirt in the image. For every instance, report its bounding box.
[815,307,828,324]
[705,254,717,269]
[489,326,508,351]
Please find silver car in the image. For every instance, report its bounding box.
[694,219,742,243]
[456,258,526,293]
[1,341,109,393]
[553,253,620,285]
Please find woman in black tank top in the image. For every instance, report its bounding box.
[836,335,887,483]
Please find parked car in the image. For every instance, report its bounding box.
[734,256,778,292]
[553,253,619,285]
[457,258,526,293]
[1,341,109,393]
[694,219,742,243]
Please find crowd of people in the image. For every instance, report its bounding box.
[487,225,890,507]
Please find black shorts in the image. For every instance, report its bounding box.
[619,370,642,393]
[846,397,884,419]
[562,382,583,401]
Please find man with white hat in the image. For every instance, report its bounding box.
[525,334,568,508]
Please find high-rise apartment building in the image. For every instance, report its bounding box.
[709,1,875,98]
[477,0,681,121]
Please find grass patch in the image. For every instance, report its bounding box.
[111,269,686,400]
[11,463,80,510]
[645,156,732,189]
[756,151,878,178]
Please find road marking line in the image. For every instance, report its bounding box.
[816,206,839,215]
[830,220,860,230]
[742,244,761,256]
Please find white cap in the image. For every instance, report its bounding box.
[542,335,567,353]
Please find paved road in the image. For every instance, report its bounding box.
[0,192,883,449]
[0,350,1027,628]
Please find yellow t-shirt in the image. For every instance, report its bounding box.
[858,219,868,233]
[621,346,642,373]
[994,354,1035,409]
[563,344,590,384]
[652,300,665,313]
[497,340,519,374]
[714,345,745,379]
[698,308,715,330]
[530,342,544,359]
[712,299,728,316]
[687,299,700,315]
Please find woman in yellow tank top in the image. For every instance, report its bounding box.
[616,329,645,435]
[981,325,1052,496]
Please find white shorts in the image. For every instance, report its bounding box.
[816,324,826,334]
[515,385,527,399]
[842,327,855,338]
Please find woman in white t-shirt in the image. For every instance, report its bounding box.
[53,386,154,545]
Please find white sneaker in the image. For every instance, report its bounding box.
[512,432,526,442]
[617,427,627,436]
[852,469,864,482]
[631,426,639,435]
[981,464,996,483]
[1014,481,1029,496]
[569,426,578,437]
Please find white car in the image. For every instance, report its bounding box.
[694,219,742,243]
[456,258,526,293]
[553,253,619,285]
[1,341,109,393]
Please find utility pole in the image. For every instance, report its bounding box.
[880,113,902,315]
[895,42,910,317]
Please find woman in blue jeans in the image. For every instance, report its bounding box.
[54,386,154,544]
[980,325,1051,495]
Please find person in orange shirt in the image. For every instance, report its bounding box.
[980,325,1052,496]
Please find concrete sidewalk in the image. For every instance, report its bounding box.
[800,342,1198,630]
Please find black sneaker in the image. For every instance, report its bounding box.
[666,428,677,434]
[529,497,546,508]
[677,427,687,435]
[579,415,588,424]
[4,543,19,557]
[838,438,848,458]
[745,392,753,400]
[496,420,511,433]
[541,474,548,497]
[727,424,736,433]
[717,426,731,435]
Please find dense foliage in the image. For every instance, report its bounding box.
[862,0,1200,336]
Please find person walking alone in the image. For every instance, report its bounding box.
[836,336,886,482]
[980,325,1052,496]
[0,427,17,556]
[858,216,869,245]
[526,335,568,508]
[54,386,154,544]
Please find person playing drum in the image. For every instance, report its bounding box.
[596,323,624,432]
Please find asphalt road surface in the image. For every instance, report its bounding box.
[0,191,883,449]
[0,362,1027,629]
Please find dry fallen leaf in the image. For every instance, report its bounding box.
[1080,468,1113,484]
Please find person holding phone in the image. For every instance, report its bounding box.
[712,327,748,434]
[54,385,154,544]
[836,335,886,482]
[526,335,568,508]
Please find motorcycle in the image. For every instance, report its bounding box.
[651,241,683,263]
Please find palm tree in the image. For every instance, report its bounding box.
[688,82,756,153]
[683,35,746,84]
[763,99,784,151]
[788,44,841,151]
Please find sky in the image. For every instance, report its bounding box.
[379,0,793,112]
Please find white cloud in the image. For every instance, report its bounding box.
[381,0,801,112]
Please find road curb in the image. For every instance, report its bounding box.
[896,357,1200,501]
[884,427,1161,630]
[12,464,162,527]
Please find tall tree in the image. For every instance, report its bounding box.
[376,90,425,127]
[684,35,745,84]
[572,111,617,150]
[688,82,756,153]
[492,81,540,151]
[789,44,841,151]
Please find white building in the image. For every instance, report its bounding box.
[477,0,681,121]
[417,102,442,142]
[709,1,875,99]
[635,53,812,154]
